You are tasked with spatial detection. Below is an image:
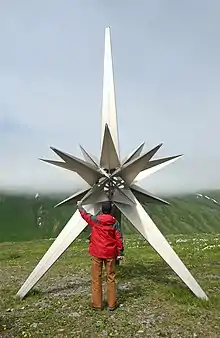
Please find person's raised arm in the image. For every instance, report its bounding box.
[77,201,98,227]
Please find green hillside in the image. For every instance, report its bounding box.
[0,190,220,242]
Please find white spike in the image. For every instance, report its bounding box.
[101,27,119,159]
[100,124,120,170]
[134,155,183,183]
[115,196,208,300]
[16,205,94,299]
[131,184,169,205]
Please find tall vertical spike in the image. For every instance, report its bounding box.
[101,27,120,160]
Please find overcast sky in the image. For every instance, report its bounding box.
[0,1,220,196]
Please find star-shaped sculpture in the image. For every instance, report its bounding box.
[17,27,208,300]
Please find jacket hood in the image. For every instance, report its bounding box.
[97,214,116,226]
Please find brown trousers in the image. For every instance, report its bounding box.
[91,256,117,309]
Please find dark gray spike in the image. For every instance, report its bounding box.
[143,154,183,172]
[54,188,90,208]
[40,158,97,187]
[50,147,97,170]
[40,158,72,171]
[115,143,163,185]
[79,144,99,167]
[122,142,145,165]
[82,190,109,205]
[112,189,135,205]
[134,154,183,183]
[48,147,102,186]
[80,183,104,205]
[131,184,170,205]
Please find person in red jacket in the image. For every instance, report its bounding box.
[77,200,124,311]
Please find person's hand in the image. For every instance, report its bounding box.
[116,256,123,260]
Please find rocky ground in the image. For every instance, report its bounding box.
[0,234,220,337]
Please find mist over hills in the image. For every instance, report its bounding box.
[0,189,220,243]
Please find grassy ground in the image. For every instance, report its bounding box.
[0,234,220,337]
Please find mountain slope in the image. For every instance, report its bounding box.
[0,191,220,242]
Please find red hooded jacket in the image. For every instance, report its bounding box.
[78,205,124,259]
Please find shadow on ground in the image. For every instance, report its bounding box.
[118,261,182,285]
[29,261,190,301]
[116,261,192,303]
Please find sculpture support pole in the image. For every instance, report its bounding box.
[16,205,95,299]
[114,198,208,300]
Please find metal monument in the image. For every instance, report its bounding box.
[17,27,208,300]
